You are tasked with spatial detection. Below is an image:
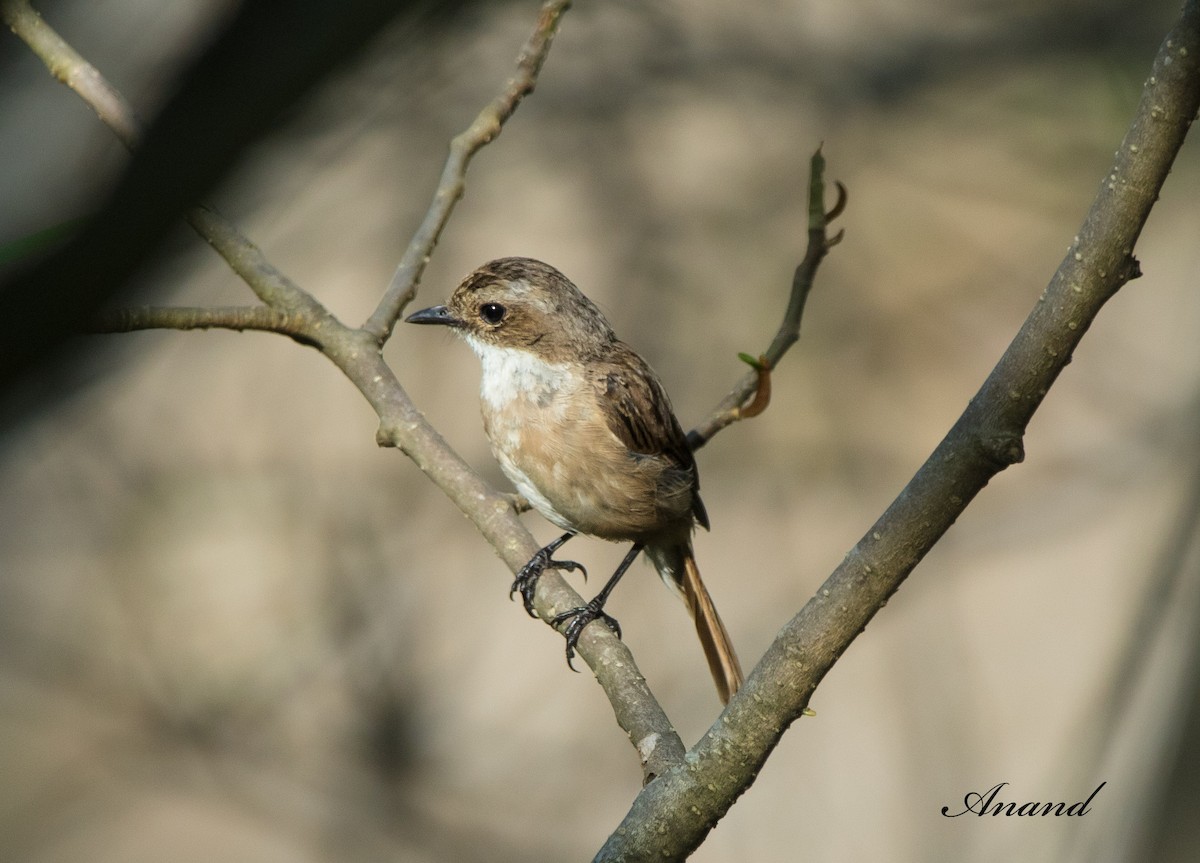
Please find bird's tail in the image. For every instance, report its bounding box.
[646,542,744,704]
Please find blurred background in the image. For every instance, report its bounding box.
[1,0,1198,860]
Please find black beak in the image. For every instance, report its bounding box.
[405,305,461,327]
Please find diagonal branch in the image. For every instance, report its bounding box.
[362,0,572,344]
[344,339,688,779]
[183,206,330,315]
[8,0,686,778]
[1,0,138,147]
[1,0,322,316]
[598,1,1200,858]
[1,0,140,148]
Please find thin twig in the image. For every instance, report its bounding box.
[363,0,572,344]
[688,148,844,450]
[599,1,1200,857]
[1,0,139,147]
[2,0,319,315]
[184,206,328,313]
[9,0,684,777]
[92,305,315,341]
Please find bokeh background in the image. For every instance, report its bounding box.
[2,0,1199,860]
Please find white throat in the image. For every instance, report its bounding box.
[465,336,573,411]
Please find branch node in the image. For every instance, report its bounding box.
[375,425,396,448]
[979,433,1026,467]
[733,354,773,419]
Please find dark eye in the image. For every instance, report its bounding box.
[479,302,506,325]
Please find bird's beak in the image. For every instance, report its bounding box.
[405,305,462,327]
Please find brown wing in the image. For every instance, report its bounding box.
[597,342,709,530]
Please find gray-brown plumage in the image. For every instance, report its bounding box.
[406,257,744,703]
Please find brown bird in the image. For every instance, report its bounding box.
[406,257,743,703]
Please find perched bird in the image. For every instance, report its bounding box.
[406,257,743,703]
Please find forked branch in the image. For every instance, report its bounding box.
[6,0,690,779]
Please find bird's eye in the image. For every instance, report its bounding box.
[479,302,506,325]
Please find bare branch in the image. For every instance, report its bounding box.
[2,0,321,315]
[2,0,139,147]
[184,206,328,314]
[363,0,572,344]
[599,2,1200,858]
[4,0,700,782]
[688,148,842,450]
[91,304,315,341]
[343,341,688,779]
[9,0,682,776]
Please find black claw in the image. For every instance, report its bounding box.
[551,600,622,671]
[509,548,587,618]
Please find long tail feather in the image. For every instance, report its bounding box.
[647,542,744,703]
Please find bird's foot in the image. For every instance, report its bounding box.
[509,548,587,618]
[550,599,622,671]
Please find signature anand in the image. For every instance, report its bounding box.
[941,781,1106,817]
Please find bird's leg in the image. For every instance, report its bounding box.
[552,542,642,670]
[510,531,586,618]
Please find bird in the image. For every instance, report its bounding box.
[406,257,743,703]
